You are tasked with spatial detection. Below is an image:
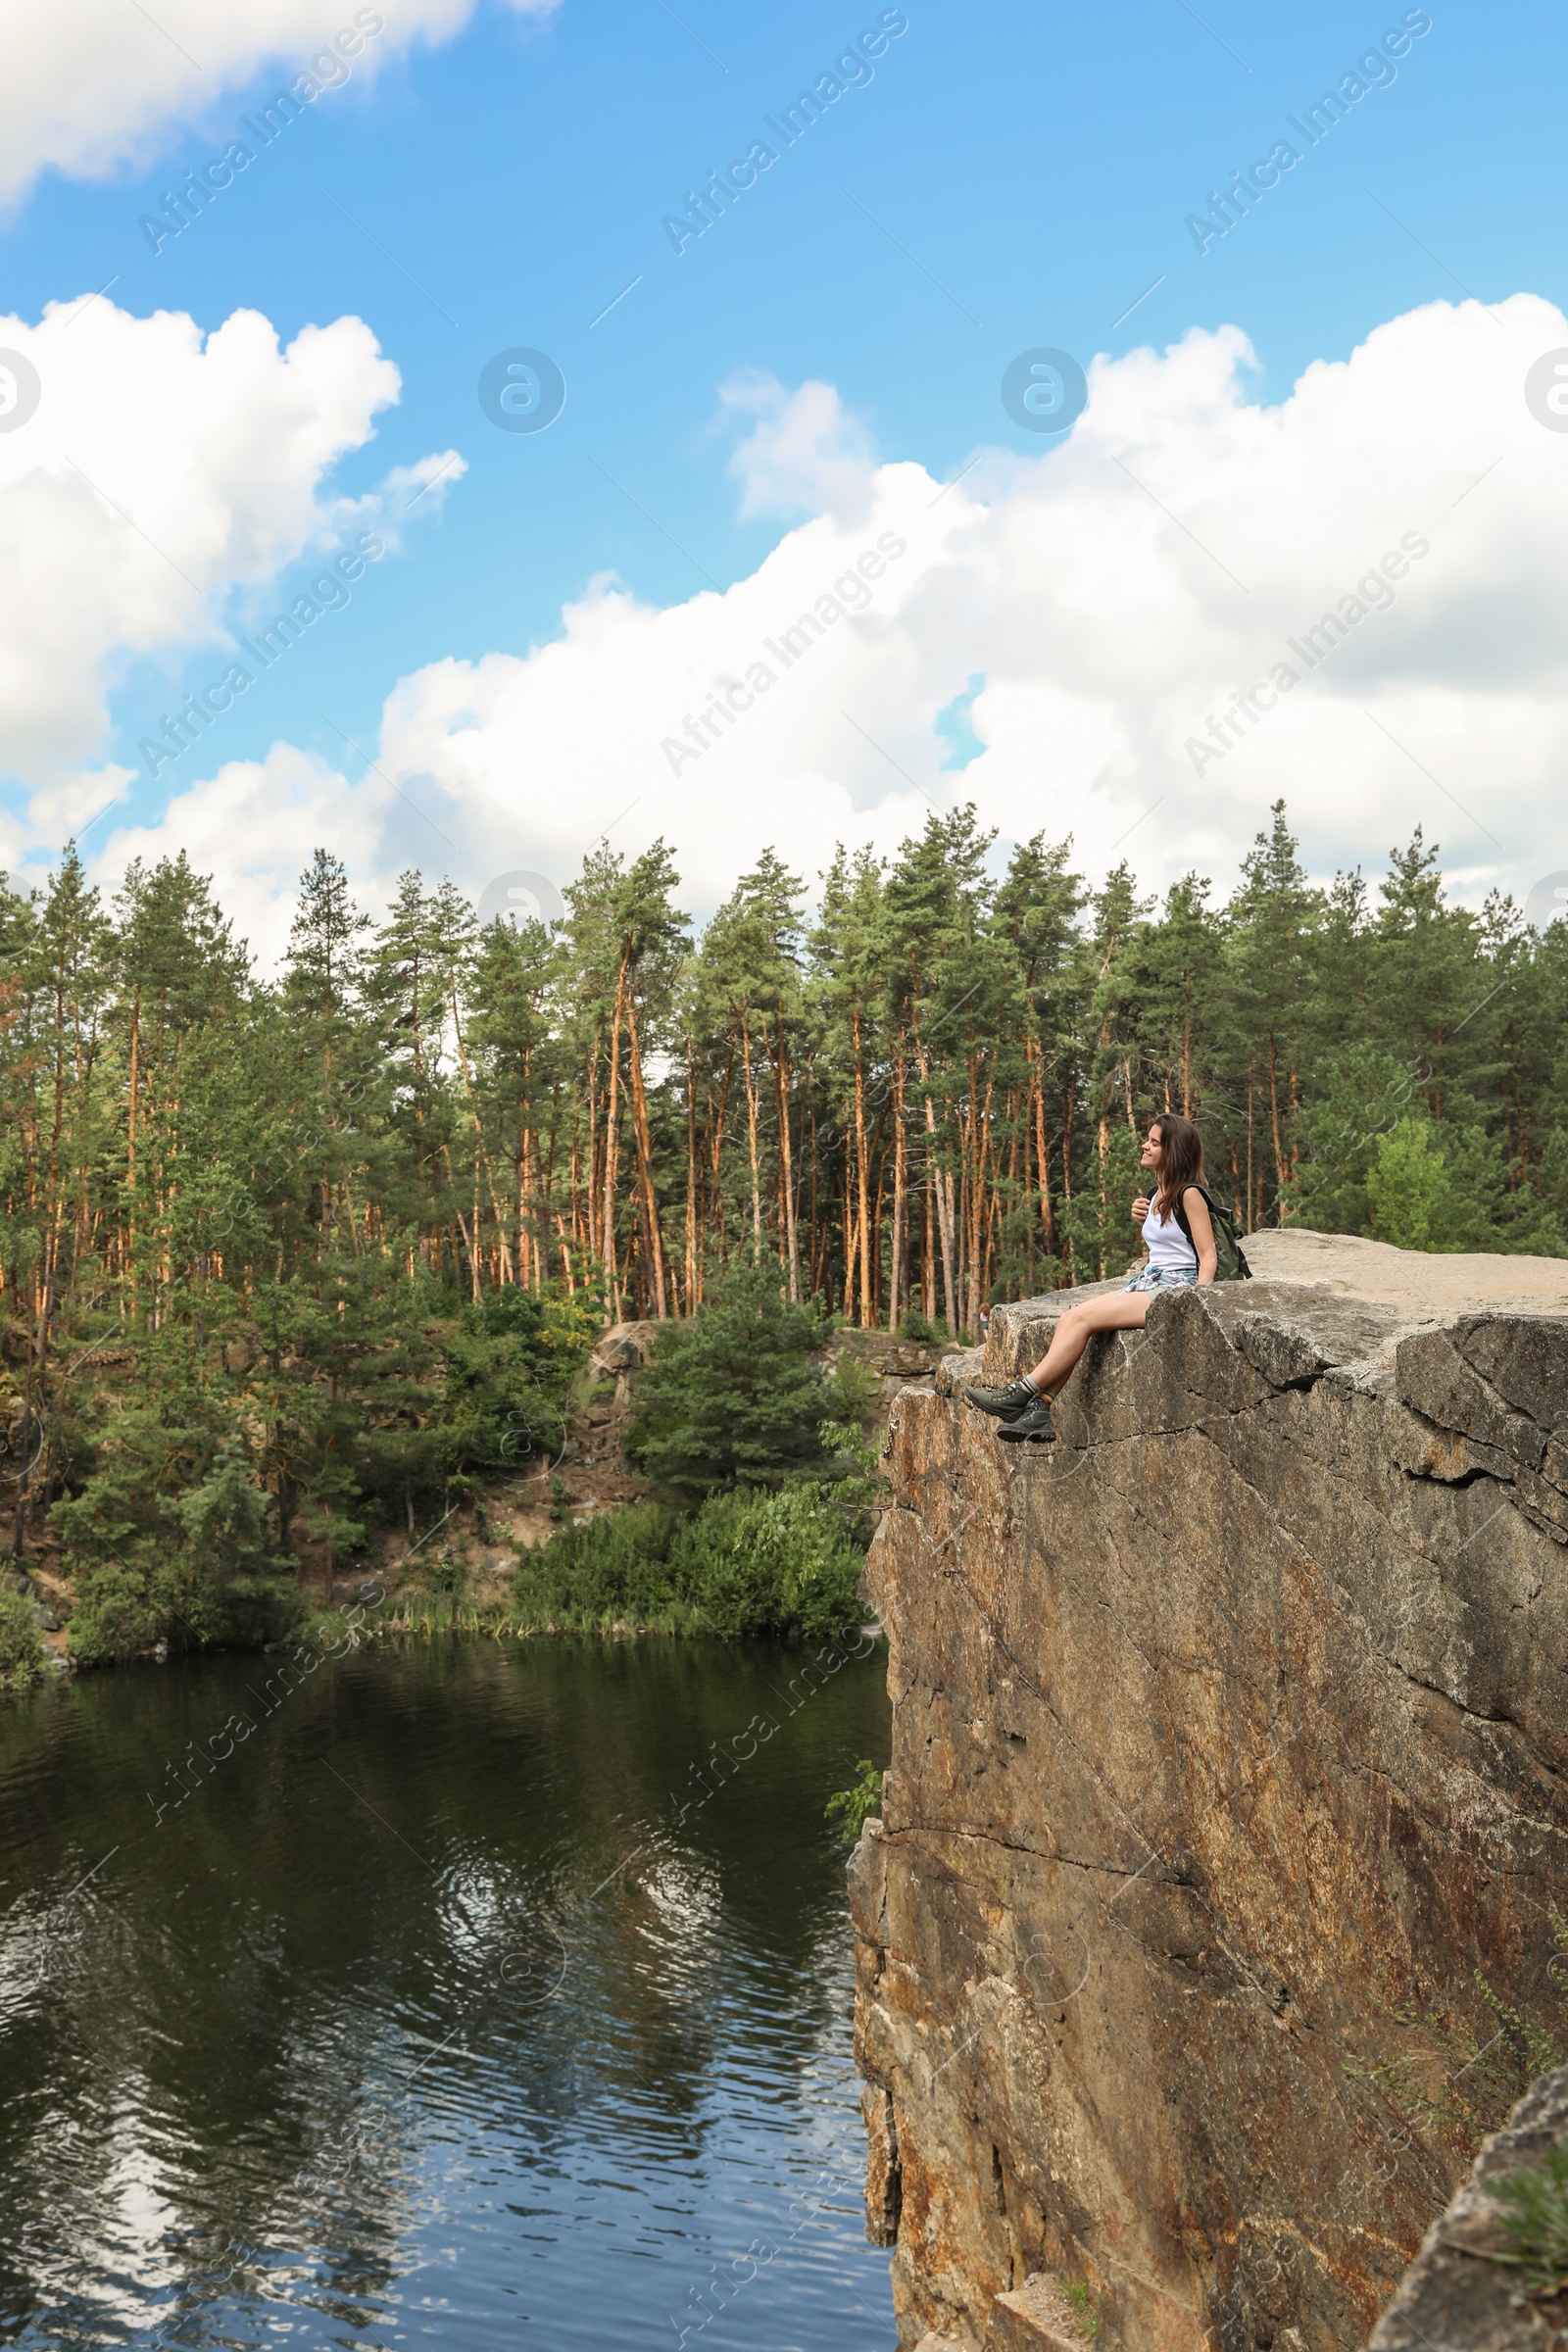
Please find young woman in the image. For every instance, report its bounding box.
[965,1112,1217,1443]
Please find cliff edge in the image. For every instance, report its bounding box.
[851,1230,1568,2352]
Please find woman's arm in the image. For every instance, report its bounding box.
[1183,1188,1218,1284]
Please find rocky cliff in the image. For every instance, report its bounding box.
[850,1230,1568,2352]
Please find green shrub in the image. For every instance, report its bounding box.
[1063,2280,1101,2340]
[512,1481,866,1640]
[0,1585,46,1689]
[1296,1071,1565,1257]
[1290,1046,1419,1235]
[512,1503,692,1631]
[433,1284,596,1480]
[825,1758,883,1841]
[626,1261,836,1497]
[897,1308,958,1342]
[1367,1116,1453,1250]
[67,1552,306,1666]
[60,1429,306,1665]
[672,1484,865,1639]
[826,1351,884,1425]
[65,1556,163,1663]
[1496,2146,1568,2289]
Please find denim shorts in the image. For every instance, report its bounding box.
[1123,1263,1198,1294]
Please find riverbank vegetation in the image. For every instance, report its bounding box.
[505,1262,877,1639]
[1,803,1562,1672]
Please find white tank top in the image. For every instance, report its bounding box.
[1143,1192,1198,1273]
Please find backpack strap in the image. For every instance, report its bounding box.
[1170,1186,1205,1248]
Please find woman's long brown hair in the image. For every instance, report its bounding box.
[1151,1112,1205,1222]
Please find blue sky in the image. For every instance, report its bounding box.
[4,0,1567,939]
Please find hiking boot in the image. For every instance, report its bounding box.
[963,1376,1037,1420]
[997,1392,1055,1444]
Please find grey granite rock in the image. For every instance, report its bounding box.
[1371,2067,1568,2352]
[852,1233,1568,2352]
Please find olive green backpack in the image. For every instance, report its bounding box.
[1172,1185,1253,1282]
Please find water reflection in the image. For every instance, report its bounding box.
[0,1637,893,2349]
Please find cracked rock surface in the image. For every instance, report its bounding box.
[851,1232,1568,2351]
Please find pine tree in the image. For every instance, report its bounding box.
[1224,804,1319,1226]
[0,803,1562,1653]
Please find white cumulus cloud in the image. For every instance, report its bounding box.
[96,740,380,967]
[0,0,562,210]
[720,370,878,523]
[84,296,1568,952]
[0,294,460,804]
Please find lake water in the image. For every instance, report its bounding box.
[0,1634,895,2351]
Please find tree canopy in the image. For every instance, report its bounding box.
[2,806,1563,1654]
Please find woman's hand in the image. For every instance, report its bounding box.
[1131,1195,1151,1226]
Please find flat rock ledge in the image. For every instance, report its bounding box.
[852,1230,1568,2352]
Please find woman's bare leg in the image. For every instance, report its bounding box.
[1028,1292,1150,1393]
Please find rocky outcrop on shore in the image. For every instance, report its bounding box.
[851,1232,1568,2351]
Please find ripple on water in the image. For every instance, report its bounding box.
[0,1639,894,2350]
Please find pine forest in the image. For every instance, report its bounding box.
[2,800,1565,1662]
